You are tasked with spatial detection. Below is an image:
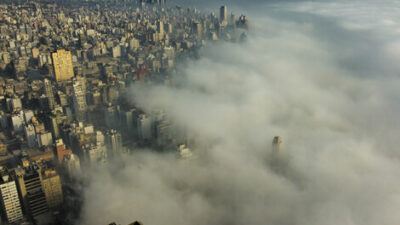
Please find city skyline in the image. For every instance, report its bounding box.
[0,0,400,225]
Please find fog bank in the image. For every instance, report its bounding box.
[79,1,400,225]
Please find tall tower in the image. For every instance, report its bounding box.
[52,49,74,82]
[62,154,81,178]
[272,136,282,154]
[106,129,122,157]
[44,79,55,109]
[15,167,49,219]
[72,77,87,120]
[271,136,288,172]
[193,21,202,37]
[41,169,63,209]
[156,20,165,42]
[137,114,152,140]
[0,169,24,224]
[24,124,37,148]
[55,139,72,164]
[220,5,228,23]
[157,20,164,36]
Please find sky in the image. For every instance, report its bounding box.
[78,1,400,225]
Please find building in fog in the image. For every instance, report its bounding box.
[178,144,193,160]
[220,6,228,23]
[83,144,107,164]
[271,136,287,171]
[55,139,72,164]
[106,129,122,157]
[62,154,81,177]
[137,114,152,141]
[272,136,282,154]
[41,169,63,209]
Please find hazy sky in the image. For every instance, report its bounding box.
[79,1,400,225]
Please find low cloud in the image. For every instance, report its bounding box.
[79,1,400,225]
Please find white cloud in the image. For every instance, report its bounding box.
[79,1,400,225]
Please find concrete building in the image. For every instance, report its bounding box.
[106,129,122,157]
[55,139,72,164]
[272,136,283,155]
[157,20,164,37]
[37,132,53,148]
[15,167,49,220]
[10,98,22,112]
[11,113,24,133]
[112,45,121,58]
[62,154,81,177]
[137,114,152,140]
[72,77,87,120]
[84,144,107,164]
[44,79,55,109]
[0,168,24,224]
[220,5,228,23]
[271,136,287,171]
[41,169,63,209]
[52,49,75,82]
[24,124,37,148]
[178,144,193,160]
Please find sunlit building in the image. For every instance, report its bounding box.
[52,49,74,82]
[0,168,24,224]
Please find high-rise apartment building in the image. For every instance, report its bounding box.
[0,168,24,224]
[72,77,87,120]
[52,49,74,82]
[41,169,63,209]
[220,6,228,23]
[55,139,72,164]
[62,154,81,177]
[44,79,55,109]
[137,114,152,140]
[83,144,107,164]
[193,21,202,37]
[271,136,287,171]
[15,167,49,218]
[272,136,282,154]
[15,164,64,221]
[106,129,122,157]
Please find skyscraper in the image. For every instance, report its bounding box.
[106,129,122,157]
[15,167,49,219]
[220,6,228,23]
[157,20,164,36]
[271,136,287,172]
[55,139,72,164]
[52,49,74,82]
[272,136,282,154]
[0,168,24,224]
[193,21,202,37]
[41,169,63,209]
[44,79,55,109]
[83,144,107,164]
[62,154,81,178]
[37,132,53,147]
[137,114,152,140]
[72,77,87,120]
